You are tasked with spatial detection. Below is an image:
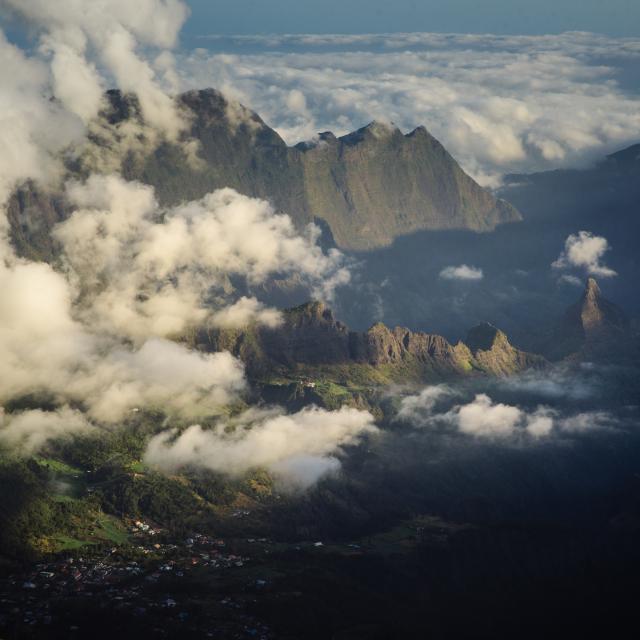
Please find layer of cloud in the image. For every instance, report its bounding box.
[552,231,617,277]
[144,405,377,490]
[396,385,613,439]
[439,265,484,281]
[178,32,640,184]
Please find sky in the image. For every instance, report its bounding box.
[183,0,640,40]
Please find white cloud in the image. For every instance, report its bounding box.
[552,231,617,277]
[439,265,484,281]
[524,407,556,438]
[144,405,377,490]
[455,394,523,437]
[396,385,612,439]
[0,407,94,454]
[178,32,640,184]
[3,0,189,135]
[55,175,349,342]
[397,385,455,423]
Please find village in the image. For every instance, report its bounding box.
[0,523,278,639]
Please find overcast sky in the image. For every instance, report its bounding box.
[184,0,640,40]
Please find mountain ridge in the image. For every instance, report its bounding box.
[196,300,547,387]
[7,88,521,259]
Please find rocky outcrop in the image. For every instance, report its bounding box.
[200,301,544,382]
[8,88,521,260]
[465,322,547,376]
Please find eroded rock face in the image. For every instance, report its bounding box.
[200,302,545,381]
[296,121,520,249]
[465,322,547,376]
[8,89,521,260]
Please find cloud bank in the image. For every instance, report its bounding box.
[144,406,377,490]
[179,31,640,184]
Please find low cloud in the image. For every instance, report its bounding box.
[439,265,484,281]
[56,175,349,342]
[397,385,612,440]
[552,231,617,278]
[0,174,351,433]
[144,405,378,490]
[0,407,94,455]
[396,385,456,423]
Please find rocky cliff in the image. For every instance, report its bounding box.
[8,88,521,259]
[198,301,545,384]
[465,322,547,376]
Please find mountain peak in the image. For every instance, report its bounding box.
[465,322,503,353]
[545,277,630,360]
[339,120,400,146]
[572,277,628,338]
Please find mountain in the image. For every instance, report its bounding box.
[293,121,519,249]
[466,322,547,376]
[7,88,520,259]
[197,301,546,395]
[544,278,632,360]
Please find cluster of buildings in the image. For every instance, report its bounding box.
[0,532,275,639]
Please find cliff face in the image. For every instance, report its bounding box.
[7,89,521,260]
[465,322,546,376]
[199,302,544,382]
[296,123,519,249]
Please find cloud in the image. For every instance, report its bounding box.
[3,0,189,135]
[54,175,349,341]
[178,32,640,184]
[558,274,584,287]
[0,0,194,232]
[143,405,377,490]
[0,170,353,428]
[552,230,617,277]
[559,411,614,432]
[396,385,456,423]
[395,385,612,439]
[0,407,94,455]
[439,265,484,281]
[0,256,247,423]
[0,31,84,222]
[454,394,524,437]
[500,370,594,401]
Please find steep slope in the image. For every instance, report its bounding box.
[7,89,521,259]
[465,322,546,376]
[296,122,519,249]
